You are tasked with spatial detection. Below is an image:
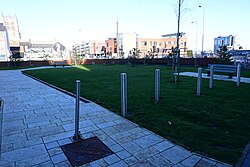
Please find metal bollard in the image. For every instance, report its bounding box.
[155,69,160,102]
[209,65,214,89]
[73,80,81,141]
[197,68,202,96]
[237,63,241,86]
[121,73,127,117]
[0,98,4,158]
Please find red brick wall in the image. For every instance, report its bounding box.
[0,58,219,67]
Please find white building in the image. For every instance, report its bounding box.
[0,23,10,61]
[21,40,68,61]
[117,33,137,58]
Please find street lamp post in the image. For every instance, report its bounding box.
[199,5,205,57]
[191,21,198,65]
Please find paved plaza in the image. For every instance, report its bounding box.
[0,68,235,166]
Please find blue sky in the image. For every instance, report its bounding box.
[1,0,249,51]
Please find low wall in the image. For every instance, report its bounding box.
[81,58,218,66]
[0,58,218,67]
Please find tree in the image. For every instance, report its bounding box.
[129,48,140,66]
[186,50,193,58]
[217,46,231,64]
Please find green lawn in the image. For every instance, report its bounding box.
[24,65,250,165]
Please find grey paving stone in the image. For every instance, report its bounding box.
[160,146,192,164]
[113,122,137,132]
[15,153,50,167]
[51,153,68,164]
[90,158,108,167]
[57,137,72,146]
[215,163,233,167]
[101,126,120,136]
[32,161,54,167]
[199,158,217,166]
[152,140,174,152]
[109,144,124,153]
[26,125,65,139]
[92,130,109,140]
[116,150,132,159]
[24,115,56,124]
[63,120,94,131]
[96,121,116,129]
[2,119,27,132]
[116,136,134,145]
[110,131,132,140]
[1,144,47,163]
[124,156,139,166]
[45,141,59,149]
[55,113,70,119]
[80,125,99,134]
[195,159,215,167]
[54,160,72,167]
[2,163,16,167]
[2,133,27,145]
[102,137,117,147]
[109,160,128,167]
[180,154,201,166]
[133,147,159,160]
[91,117,107,125]
[13,137,43,150]
[121,141,143,154]
[27,120,51,128]
[48,147,64,156]
[1,143,14,153]
[134,134,163,149]
[104,154,121,165]
[147,154,173,167]
[130,160,155,167]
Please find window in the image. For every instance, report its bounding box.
[141,41,147,46]
[150,41,152,46]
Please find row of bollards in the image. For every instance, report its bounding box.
[121,69,161,117]
[197,63,241,96]
[73,64,242,133]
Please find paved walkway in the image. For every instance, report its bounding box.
[179,72,250,83]
[0,68,232,167]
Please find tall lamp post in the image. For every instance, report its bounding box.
[191,21,198,65]
[199,5,205,57]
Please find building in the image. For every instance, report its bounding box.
[0,23,10,61]
[72,40,106,58]
[2,14,22,58]
[117,33,137,58]
[214,35,235,53]
[105,38,117,56]
[137,32,188,57]
[21,40,67,61]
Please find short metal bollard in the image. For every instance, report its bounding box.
[121,73,127,117]
[73,80,81,141]
[197,68,202,96]
[155,69,160,102]
[237,63,241,86]
[0,98,3,158]
[209,65,214,89]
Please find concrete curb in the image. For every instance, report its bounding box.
[236,142,250,167]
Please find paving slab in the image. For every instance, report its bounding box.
[0,68,234,166]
